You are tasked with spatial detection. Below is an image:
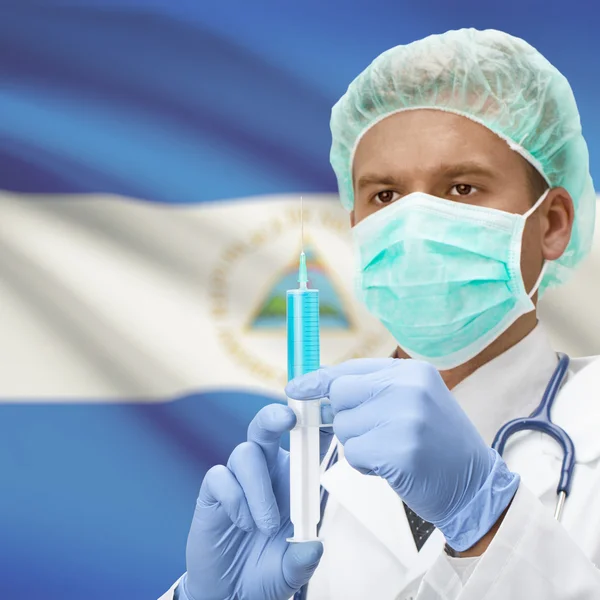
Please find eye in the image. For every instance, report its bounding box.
[449,184,477,196]
[374,190,400,205]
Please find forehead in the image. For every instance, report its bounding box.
[352,109,526,183]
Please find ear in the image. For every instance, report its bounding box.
[540,188,575,261]
[350,210,356,228]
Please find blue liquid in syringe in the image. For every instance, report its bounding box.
[287,252,320,381]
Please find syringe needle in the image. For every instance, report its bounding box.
[298,251,308,290]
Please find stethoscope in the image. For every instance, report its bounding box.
[492,352,575,520]
[295,352,576,600]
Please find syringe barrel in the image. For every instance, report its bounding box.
[287,289,320,381]
[286,287,321,542]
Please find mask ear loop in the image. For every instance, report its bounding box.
[528,261,547,299]
[522,187,552,298]
[522,188,551,219]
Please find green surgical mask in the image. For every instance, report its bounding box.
[352,189,550,369]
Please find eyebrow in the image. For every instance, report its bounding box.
[355,161,498,190]
[355,174,402,191]
[438,162,498,180]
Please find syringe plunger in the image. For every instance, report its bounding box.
[287,398,321,542]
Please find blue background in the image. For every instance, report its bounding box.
[0,2,597,598]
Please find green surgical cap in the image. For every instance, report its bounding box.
[330,28,595,292]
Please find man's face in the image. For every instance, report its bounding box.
[351,109,547,294]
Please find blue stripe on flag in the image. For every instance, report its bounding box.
[0,7,336,203]
[0,389,282,599]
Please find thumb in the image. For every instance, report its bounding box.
[282,541,324,591]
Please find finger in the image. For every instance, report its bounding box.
[247,403,296,470]
[343,434,380,476]
[197,465,254,532]
[327,371,376,414]
[285,358,397,400]
[332,403,379,445]
[227,441,280,535]
[282,541,324,592]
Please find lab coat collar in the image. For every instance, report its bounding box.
[450,323,559,447]
[320,323,600,575]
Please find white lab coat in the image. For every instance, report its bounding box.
[159,325,600,600]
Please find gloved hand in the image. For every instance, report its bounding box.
[179,403,333,600]
[285,358,520,552]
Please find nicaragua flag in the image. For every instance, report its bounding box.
[1,4,599,600]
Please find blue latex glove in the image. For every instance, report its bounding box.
[179,403,333,600]
[285,358,520,552]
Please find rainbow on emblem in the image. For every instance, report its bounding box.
[251,247,350,329]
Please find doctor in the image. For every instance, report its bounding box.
[162,29,600,600]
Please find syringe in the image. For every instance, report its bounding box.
[286,203,322,543]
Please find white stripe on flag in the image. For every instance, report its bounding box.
[0,192,394,401]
